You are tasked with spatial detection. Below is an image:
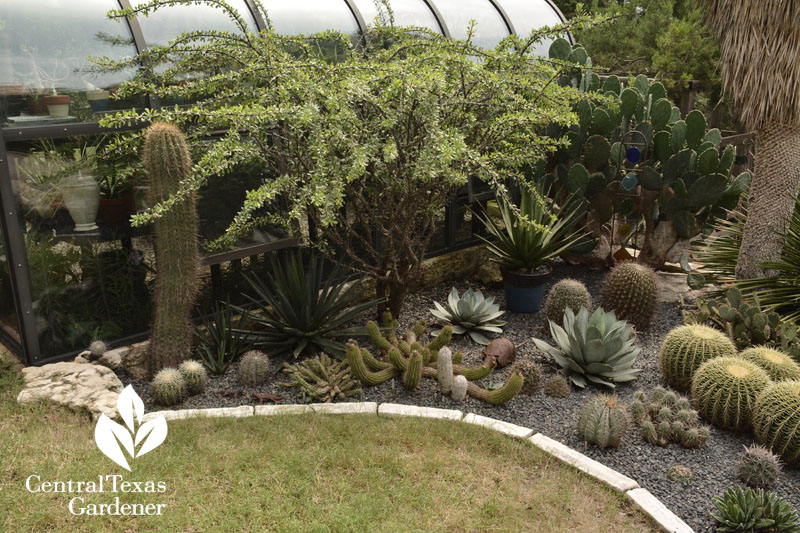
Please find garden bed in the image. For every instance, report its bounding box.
[124,262,800,532]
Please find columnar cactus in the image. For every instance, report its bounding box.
[152,368,187,406]
[143,123,199,373]
[178,360,208,395]
[752,380,800,466]
[282,352,361,403]
[692,357,771,431]
[437,347,454,393]
[577,395,629,449]
[237,350,271,387]
[738,444,782,489]
[740,346,800,382]
[451,375,468,401]
[600,262,658,329]
[545,279,592,324]
[659,324,738,391]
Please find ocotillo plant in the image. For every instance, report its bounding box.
[143,123,199,373]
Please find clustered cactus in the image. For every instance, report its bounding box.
[88,340,107,360]
[752,380,800,467]
[513,359,541,395]
[178,360,208,395]
[237,350,271,387]
[543,375,571,398]
[577,394,629,449]
[544,279,592,325]
[739,346,800,382]
[658,324,737,391]
[600,262,658,330]
[151,368,187,406]
[143,123,200,372]
[345,313,522,405]
[283,352,362,403]
[632,387,709,448]
[738,444,782,490]
[692,357,771,432]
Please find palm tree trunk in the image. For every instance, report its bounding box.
[736,122,800,279]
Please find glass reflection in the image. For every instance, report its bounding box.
[131,0,256,46]
[261,0,359,37]
[432,0,509,48]
[352,0,441,33]
[495,0,565,57]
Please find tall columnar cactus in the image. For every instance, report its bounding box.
[545,279,592,324]
[600,262,657,329]
[143,123,199,373]
[752,380,800,467]
[577,395,629,449]
[345,313,522,405]
[659,324,737,391]
[692,357,771,432]
[739,346,800,382]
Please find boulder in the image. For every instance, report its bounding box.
[16,362,123,420]
[97,348,124,371]
[123,342,150,380]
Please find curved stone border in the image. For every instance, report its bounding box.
[143,402,693,533]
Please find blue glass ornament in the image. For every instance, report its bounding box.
[621,172,638,192]
[626,146,641,164]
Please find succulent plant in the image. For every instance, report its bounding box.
[631,399,647,423]
[712,486,800,533]
[692,357,771,432]
[178,360,208,395]
[451,375,468,401]
[641,419,662,446]
[577,394,629,449]
[430,287,506,345]
[680,426,710,449]
[437,347,454,393]
[543,375,571,398]
[534,307,641,388]
[237,350,271,387]
[346,313,522,405]
[666,465,694,486]
[740,346,800,382]
[151,368,187,406]
[738,444,782,490]
[600,262,658,329]
[545,279,592,324]
[88,340,107,360]
[282,352,361,403]
[752,380,800,467]
[513,359,541,395]
[658,324,737,392]
[633,387,707,449]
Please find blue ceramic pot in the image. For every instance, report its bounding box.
[501,264,552,313]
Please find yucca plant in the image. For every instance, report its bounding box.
[430,287,506,345]
[241,250,383,359]
[711,486,800,533]
[533,307,641,388]
[194,297,253,375]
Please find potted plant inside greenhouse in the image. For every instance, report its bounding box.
[14,145,67,219]
[59,143,100,232]
[42,89,70,119]
[475,184,588,313]
[97,148,138,224]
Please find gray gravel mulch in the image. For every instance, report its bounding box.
[123,263,800,532]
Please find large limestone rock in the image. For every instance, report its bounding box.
[16,362,123,420]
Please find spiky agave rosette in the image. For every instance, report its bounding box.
[430,287,506,345]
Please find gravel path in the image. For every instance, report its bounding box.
[124,263,800,532]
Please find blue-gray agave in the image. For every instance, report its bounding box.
[431,287,506,345]
[533,307,641,388]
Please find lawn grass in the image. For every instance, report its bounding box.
[0,362,655,532]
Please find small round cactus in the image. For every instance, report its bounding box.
[740,346,800,382]
[88,340,107,360]
[752,380,800,467]
[667,465,693,485]
[641,419,662,445]
[513,359,541,395]
[545,279,592,324]
[178,360,208,395]
[600,262,657,329]
[237,350,271,387]
[675,408,699,427]
[692,357,771,432]
[152,368,187,406]
[631,399,647,423]
[680,426,710,449]
[738,444,782,489]
[651,386,667,404]
[543,375,570,398]
[659,324,737,391]
[450,374,468,401]
[577,394,629,449]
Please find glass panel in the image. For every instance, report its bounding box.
[261,0,359,37]
[0,232,21,350]
[495,0,565,57]
[0,0,143,128]
[432,0,509,48]
[132,0,257,46]
[352,0,442,33]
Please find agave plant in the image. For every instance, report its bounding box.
[533,307,641,388]
[712,486,800,533]
[430,287,506,345]
[240,250,383,359]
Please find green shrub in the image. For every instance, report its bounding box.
[237,351,271,387]
[711,486,800,533]
[430,287,506,345]
[545,279,592,325]
[151,368,187,407]
[658,324,737,391]
[740,346,800,382]
[600,262,658,330]
[753,380,800,467]
[577,395,628,449]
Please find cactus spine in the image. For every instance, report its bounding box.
[577,395,629,449]
[692,357,771,431]
[545,279,592,324]
[600,262,657,329]
[152,368,187,406]
[89,340,107,360]
[752,380,800,466]
[659,324,737,391]
[740,346,800,382]
[403,351,423,389]
[143,123,199,373]
[237,350,271,387]
[738,444,782,489]
[178,360,208,395]
[437,348,453,393]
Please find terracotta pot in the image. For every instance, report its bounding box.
[43,95,70,118]
[0,84,23,96]
[27,98,48,116]
[98,194,135,224]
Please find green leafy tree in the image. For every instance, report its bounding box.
[97,0,599,317]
